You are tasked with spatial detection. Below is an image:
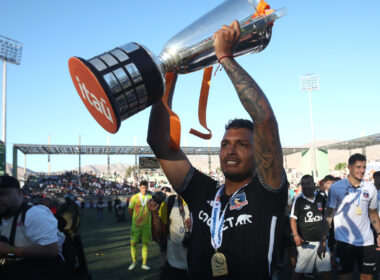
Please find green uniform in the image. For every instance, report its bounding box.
[129,192,152,243]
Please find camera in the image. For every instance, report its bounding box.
[182,232,191,249]
[152,191,166,205]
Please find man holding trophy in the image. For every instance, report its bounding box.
[147,20,287,279]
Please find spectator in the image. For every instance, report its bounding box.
[0,175,66,280]
[148,194,191,279]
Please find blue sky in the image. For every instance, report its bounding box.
[1,0,379,172]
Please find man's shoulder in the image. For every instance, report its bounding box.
[330,179,348,192]
[25,205,57,226]
[362,180,376,190]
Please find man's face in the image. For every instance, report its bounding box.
[139,185,147,195]
[324,180,334,192]
[0,188,22,218]
[348,160,366,182]
[301,178,315,197]
[219,128,255,182]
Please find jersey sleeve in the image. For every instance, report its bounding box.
[129,195,136,210]
[327,183,339,209]
[159,200,168,225]
[290,195,300,219]
[369,186,378,209]
[176,167,217,212]
[24,205,59,246]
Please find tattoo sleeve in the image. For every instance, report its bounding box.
[369,209,380,234]
[221,58,283,187]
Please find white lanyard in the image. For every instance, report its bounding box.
[210,184,248,251]
[139,193,148,207]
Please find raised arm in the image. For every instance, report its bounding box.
[214,21,283,187]
[147,75,191,189]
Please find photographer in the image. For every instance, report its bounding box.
[148,193,191,280]
[0,175,66,280]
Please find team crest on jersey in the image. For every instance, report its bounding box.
[317,203,323,211]
[229,192,248,210]
[363,192,369,198]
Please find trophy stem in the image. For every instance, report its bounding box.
[160,8,286,74]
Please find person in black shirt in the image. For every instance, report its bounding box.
[147,20,287,279]
[290,175,331,280]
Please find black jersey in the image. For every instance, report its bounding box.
[290,193,325,241]
[178,167,287,280]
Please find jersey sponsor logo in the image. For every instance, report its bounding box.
[304,211,322,223]
[317,202,323,211]
[198,210,252,230]
[229,192,248,211]
[304,205,311,210]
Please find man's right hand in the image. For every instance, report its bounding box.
[317,240,327,259]
[293,235,304,247]
[147,199,159,216]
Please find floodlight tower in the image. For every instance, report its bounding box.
[0,35,23,162]
[299,73,320,179]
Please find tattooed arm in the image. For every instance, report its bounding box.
[369,208,380,247]
[214,21,283,188]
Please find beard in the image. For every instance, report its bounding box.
[223,169,253,182]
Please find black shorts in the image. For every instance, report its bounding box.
[335,241,376,275]
[161,261,188,280]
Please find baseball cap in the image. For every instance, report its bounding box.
[0,175,20,189]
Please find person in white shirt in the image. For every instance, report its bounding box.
[318,154,380,280]
[0,175,66,280]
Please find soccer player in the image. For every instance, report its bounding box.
[147,20,287,279]
[128,180,152,270]
[318,154,380,280]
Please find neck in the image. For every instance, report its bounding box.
[224,177,252,196]
[305,193,315,199]
[348,174,361,187]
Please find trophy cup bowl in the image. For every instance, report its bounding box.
[68,0,286,133]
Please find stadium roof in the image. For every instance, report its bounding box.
[319,133,380,150]
[13,144,307,156]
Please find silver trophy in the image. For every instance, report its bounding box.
[68,0,286,133]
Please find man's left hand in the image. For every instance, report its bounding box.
[213,20,241,60]
[376,235,380,251]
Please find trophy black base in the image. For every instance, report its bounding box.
[69,42,164,133]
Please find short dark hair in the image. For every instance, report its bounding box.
[323,175,335,182]
[140,180,148,187]
[348,153,366,165]
[0,175,20,189]
[225,119,254,132]
[374,171,380,178]
[301,175,315,186]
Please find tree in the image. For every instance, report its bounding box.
[334,162,347,171]
[125,165,138,178]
